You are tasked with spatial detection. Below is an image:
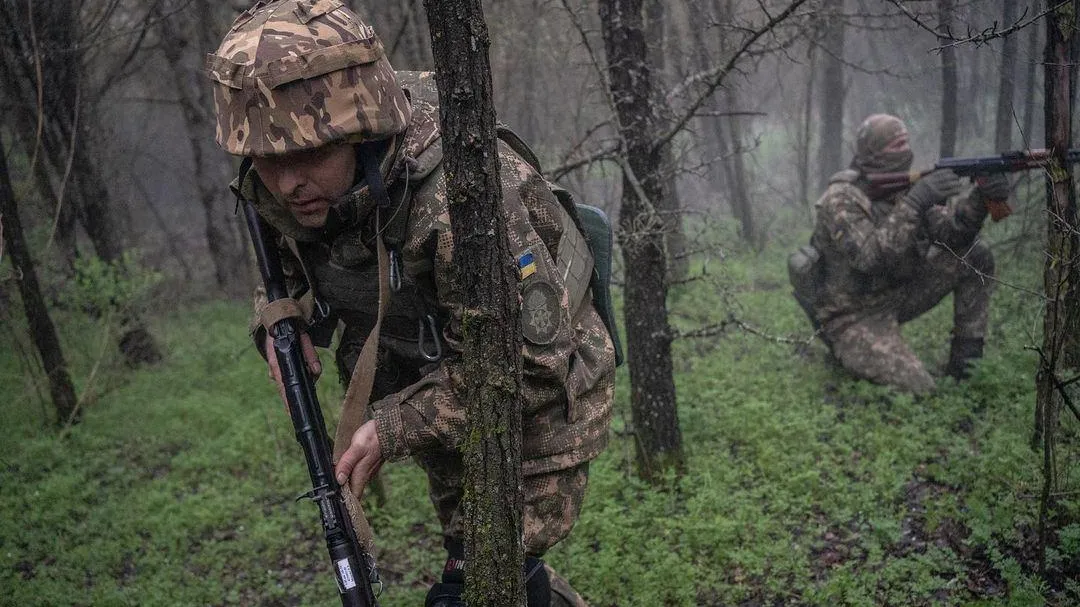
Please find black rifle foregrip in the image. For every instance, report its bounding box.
[242,201,379,607]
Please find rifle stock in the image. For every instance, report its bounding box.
[867,148,1080,222]
[242,200,379,607]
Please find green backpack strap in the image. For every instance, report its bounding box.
[570,202,624,367]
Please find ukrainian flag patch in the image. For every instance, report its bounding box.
[518,250,537,280]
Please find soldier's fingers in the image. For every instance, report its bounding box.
[335,444,363,487]
[300,332,322,378]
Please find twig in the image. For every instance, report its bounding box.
[883,1,1060,50]
[675,313,819,346]
[659,0,810,152]
[937,238,1049,301]
[60,309,116,433]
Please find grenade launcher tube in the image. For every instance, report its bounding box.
[242,200,378,607]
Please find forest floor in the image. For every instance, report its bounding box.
[1,214,1079,606]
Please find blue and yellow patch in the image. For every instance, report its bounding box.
[518,250,537,280]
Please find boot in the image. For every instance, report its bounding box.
[944,336,984,381]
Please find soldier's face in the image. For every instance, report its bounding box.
[253,143,356,229]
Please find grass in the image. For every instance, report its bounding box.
[1,214,1078,606]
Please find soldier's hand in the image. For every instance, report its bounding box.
[975,174,1010,201]
[335,420,384,497]
[265,331,322,412]
[903,169,961,213]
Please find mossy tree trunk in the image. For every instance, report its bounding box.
[423,1,525,605]
[599,0,684,482]
[1034,0,1079,576]
[0,136,79,425]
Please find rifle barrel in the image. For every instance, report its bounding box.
[242,201,378,607]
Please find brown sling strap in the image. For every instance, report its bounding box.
[330,231,391,550]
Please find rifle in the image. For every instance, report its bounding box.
[242,199,380,607]
[867,148,1080,222]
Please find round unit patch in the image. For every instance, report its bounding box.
[522,280,561,345]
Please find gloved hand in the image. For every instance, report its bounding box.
[902,169,961,214]
[975,173,1010,201]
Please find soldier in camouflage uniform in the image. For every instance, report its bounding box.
[795,114,1009,394]
[205,2,614,605]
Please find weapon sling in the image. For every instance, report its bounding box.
[243,200,381,607]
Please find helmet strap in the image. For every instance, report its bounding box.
[358,141,391,212]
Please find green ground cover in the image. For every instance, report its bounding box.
[1,214,1078,606]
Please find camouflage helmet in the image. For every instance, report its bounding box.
[851,114,913,175]
[205,0,411,157]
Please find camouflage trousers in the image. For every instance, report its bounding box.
[822,240,994,394]
[414,450,591,556]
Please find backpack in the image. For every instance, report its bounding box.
[495,126,625,367]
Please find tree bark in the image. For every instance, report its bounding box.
[0,136,79,425]
[993,0,1018,151]
[817,2,846,191]
[938,0,958,157]
[599,0,684,482]
[423,1,525,605]
[1034,0,1079,575]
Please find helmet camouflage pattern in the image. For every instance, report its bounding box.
[205,0,411,157]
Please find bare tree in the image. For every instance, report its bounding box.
[423,1,525,604]
[0,0,162,366]
[993,0,1019,151]
[0,136,78,425]
[816,1,846,190]
[599,0,684,481]
[937,0,958,157]
[1033,0,1079,577]
[721,86,755,244]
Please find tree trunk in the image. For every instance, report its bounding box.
[798,37,817,214]
[994,0,1018,151]
[1022,21,1041,145]
[155,1,251,301]
[423,1,525,605]
[721,87,755,245]
[817,3,846,191]
[599,0,684,482]
[1034,0,1079,575]
[938,0,958,157]
[0,137,79,425]
[0,0,162,366]
[646,0,688,278]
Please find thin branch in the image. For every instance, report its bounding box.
[937,238,1049,301]
[884,0,1061,50]
[675,313,819,346]
[658,0,810,153]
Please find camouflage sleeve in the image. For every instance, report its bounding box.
[372,148,579,462]
[923,186,987,250]
[819,184,922,275]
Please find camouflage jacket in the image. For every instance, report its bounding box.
[809,169,989,325]
[239,71,615,476]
